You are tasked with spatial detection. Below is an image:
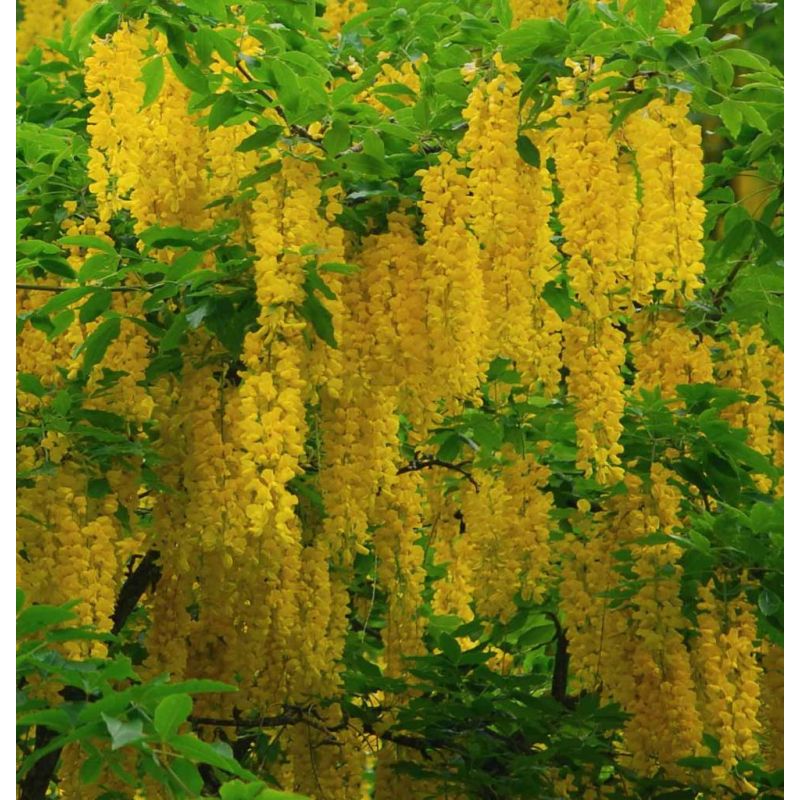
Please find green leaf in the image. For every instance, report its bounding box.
[167,55,210,94]
[79,290,113,324]
[319,262,359,275]
[52,389,72,415]
[58,235,116,256]
[299,294,336,348]
[159,314,189,353]
[16,709,72,732]
[39,287,92,316]
[158,679,237,695]
[219,782,266,800]
[68,2,117,56]
[18,240,61,257]
[87,478,112,499]
[271,61,301,117]
[18,373,46,398]
[758,589,781,617]
[517,624,554,648]
[236,125,283,152]
[79,253,119,282]
[612,89,659,131]
[239,160,282,189]
[498,19,569,63]
[516,136,540,168]
[183,0,229,19]
[721,48,772,73]
[208,92,239,131]
[171,758,205,795]
[49,309,75,343]
[79,754,103,786]
[171,734,252,777]
[141,57,166,108]
[634,0,666,33]
[438,633,461,662]
[154,694,193,740]
[17,604,76,637]
[81,318,121,375]
[363,129,385,161]
[102,714,145,751]
[719,99,743,139]
[323,118,351,155]
[714,0,742,20]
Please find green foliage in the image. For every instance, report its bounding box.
[16,591,307,799]
[15,0,783,797]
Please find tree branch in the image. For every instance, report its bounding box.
[545,612,576,709]
[16,284,143,293]
[397,456,480,492]
[112,549,162,635]
[234,62,323,148]
[19,550,164,798]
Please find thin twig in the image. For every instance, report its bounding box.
[234,62,323,148]
[397,456,480,492]
[16,283,143,293]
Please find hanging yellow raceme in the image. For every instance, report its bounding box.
[624,95,705,303]
[562,313,626,484]
[662,0,695,34]
[630,311,713,399]
[550,63,636,483]
[417,152,488,409]
[693,582,763,793]
[459,56,552,382]
[86,23,211,232]
[16,0,93,62]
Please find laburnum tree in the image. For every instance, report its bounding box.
[16,0,783,799]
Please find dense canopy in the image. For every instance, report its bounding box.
[16,1,783,799]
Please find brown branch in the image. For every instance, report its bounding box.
[111,549,162,635]
[16,284,143,293]
[191,707,431,755]
[711,258,748,309]
[545,612,576,709]
[397,456,480,492]
[19,551,163,798]
[18,727,60,800]
[234,62,323,148]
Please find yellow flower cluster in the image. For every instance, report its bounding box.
[562,314,626,484]
[662,0,696,34]
[86,24,255,234]
[16,0,93,62]
[458,451,553,622]
[693,583,763,791]
[460,56,556,382]
[717,323,774,456]
[16,8,784,796]
[323,0,368,36]
[559,470,714,777]
[625,95,705,302]
[17,464,120,660]
[549,66,636,482]
[510,0,569,22]
[418,152,488,406]
[86,24,206,230]
[429,481,476,622]
[374,475,427,677]
[630,311,713,398]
